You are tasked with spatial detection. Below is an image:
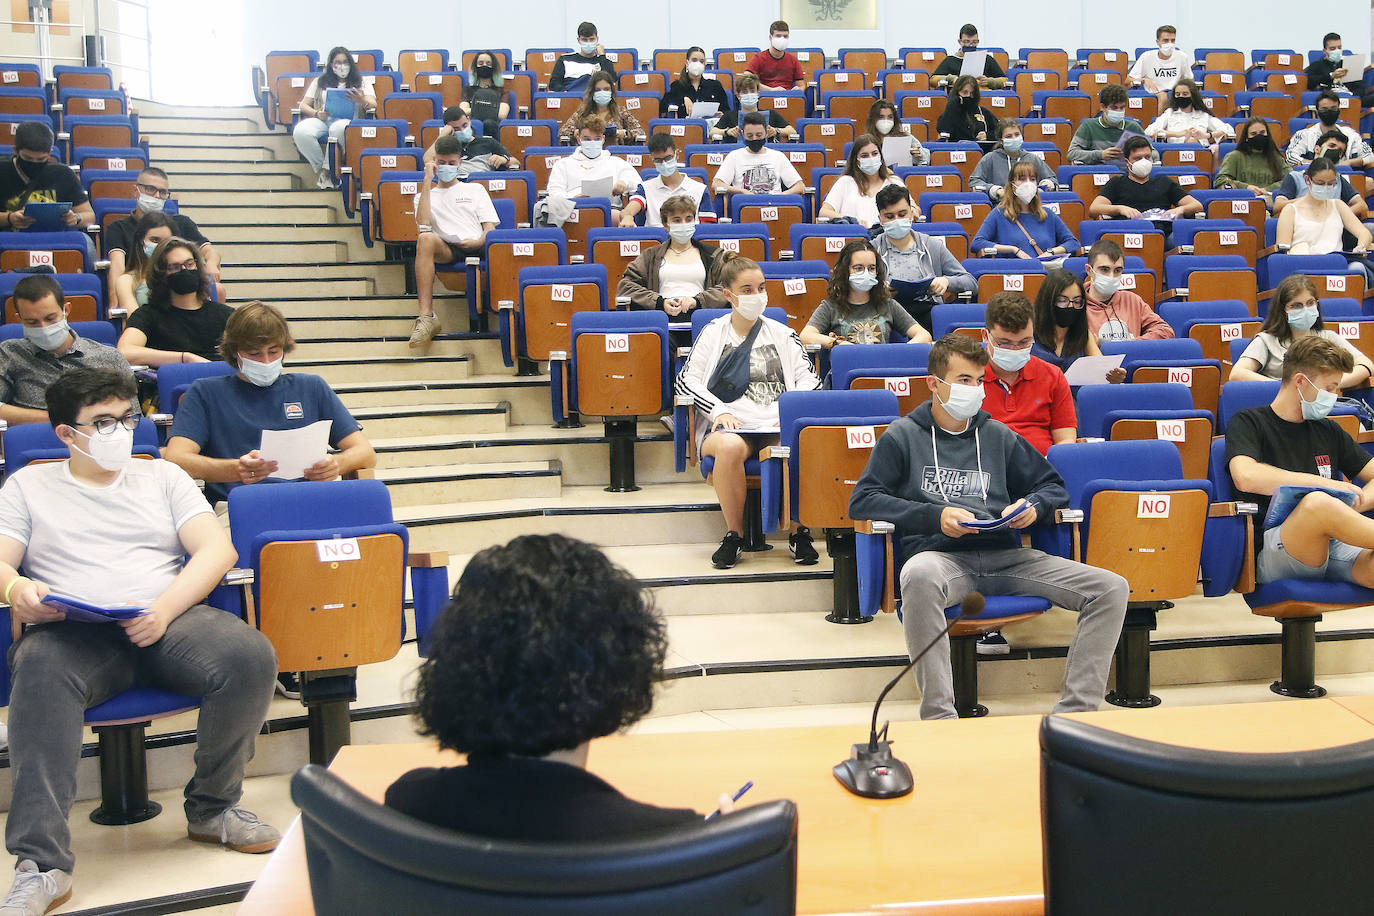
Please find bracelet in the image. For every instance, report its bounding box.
[180,351,186,363]
[4,576,28,605]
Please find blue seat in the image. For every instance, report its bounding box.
[509,263,609,370]
[0,271,103,323]
[0,230,94,274]
[1099,339,1221,414]
[1259,253,1360,304]
[930,302,986,338]
[694,222,771,260]
[788,223,870,263]
[1075,382,1195,439]
[71,145,146,172]
[153,362,237,437]
[830,342,932,390]
[1155,299,1253,336]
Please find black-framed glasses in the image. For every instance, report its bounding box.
[72,411,141,436]
[164,259,198,273]
[1055,296,1084,308]
[135,182,171,199]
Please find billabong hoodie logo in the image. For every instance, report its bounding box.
[921,465,990,500]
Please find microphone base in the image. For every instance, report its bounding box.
[832,741,914,799]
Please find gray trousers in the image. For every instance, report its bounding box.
[5,604,277,873]
[898,547,1128,720]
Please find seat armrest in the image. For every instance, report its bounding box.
[222,567,254,587]
[758,445,790,533]
[673,393,695,471]
[406,550,449,568]
[549,350,569,422]
[150,412,172,428]
[1054,508,1084,562]
[853,518,893,535]
[1054,508,1085,523]
[1208,500,1258,518]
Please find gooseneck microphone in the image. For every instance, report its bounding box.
[833,591,986,799]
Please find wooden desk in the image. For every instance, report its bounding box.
[240,698,1374,916]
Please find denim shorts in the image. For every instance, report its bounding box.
[1258,524,1363,583]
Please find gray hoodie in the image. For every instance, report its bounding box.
[849,401,1069,561]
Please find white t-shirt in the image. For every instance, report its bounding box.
[822,174,902,227]
[714,147,803,194]
[1142,108,1233,138]
[0,459,211,606]
[303,75,377,120]
[630,175,715,226]
[659,257,707,298]
[414,182,499,244]
[1128,50,1193,91]
[546,150,642,205]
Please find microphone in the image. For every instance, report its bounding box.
[833,591,986,799]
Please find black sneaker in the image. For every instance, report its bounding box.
[789,526,819,565]
[976,631,1010,656]
[274,672,301,700]
[711,531,745,569]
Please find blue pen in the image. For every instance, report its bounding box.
[705,780,755,820]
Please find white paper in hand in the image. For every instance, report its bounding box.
[882,135,914,167]
[691,101,720,119]
[959,51,988,78]
[1063,354,1125,386]
[579,175,615,200]
[260,420,333,480]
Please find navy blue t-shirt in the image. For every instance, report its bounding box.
[169,372,361,503]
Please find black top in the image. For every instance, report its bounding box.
[933,53,1006,80]
[1224,405,1369,520]
[660,77,730,117]
[1305,58,1340,92]
[125,299,233,361]
[105,212,209,255]
[1098,174,1187,212]
[0,157,87,217]
[936,103,997,141]
[715,108,791,133]
[549,52,617,92]
[459,135,513,162]
[385,755,700,842]
[464,85,508,135]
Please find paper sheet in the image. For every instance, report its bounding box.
[323,88,353,119]
[1063,354,1125,386]
[882,135,914,168]
[690,101,720,119]
[260,420,333,480]
[579,175,615,200]
[959,500,1030,531]
[959,51,988,77]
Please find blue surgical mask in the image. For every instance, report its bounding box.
[857,155,882,175]
[938,379,985,420]
[593,90,613,106]
[668,222,696,243]
[849,269,878,291]
[580,139,604,158]
[654,159,679,178]
[239,356,283,388]
[454,127,473,142]
[136,193,165,214]
[1104,108,1125,126]
[1299,374,1338,420]
[1310,181,1340,202]
[1002,137,1023,153]
[738,92,759,109]
[882,217,912,240]
[991,344,1031,373]
[142,239,159,257]
[1286,305,1319,331]
[1328,49,1343,63]
[23,319,69,351]
[435,164,461,183]
[579,40,599,56]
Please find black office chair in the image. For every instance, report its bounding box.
[290,764,799,915]
[1040,715,1374,916]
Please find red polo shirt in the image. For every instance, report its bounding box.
[982,355,1076,456]
[745,49,803,88]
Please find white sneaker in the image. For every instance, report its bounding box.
[0,860,72,916]
[0,722,9,751]
[314,169,335,190]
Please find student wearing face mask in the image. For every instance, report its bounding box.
[1142,79,1231,144]
[744,20,804,90]
[113,211,176,315]
[620,133,717,228]
[661,46,729,118]
[619,196,730,347]
[1286,91,1374,169]
[864,99,928,166]
[118,239,233,368]
[1274,131,1369,226]
[104,167,219,311]
[710,74,795,141]
[801,239,931,349]
[410,136,499,348]
[932,24,1007,89]
[1128,25,1193,109]
[1081,239,1174,342]
[462,50,510,137]
[1067,84,1152,164]
[293,46,376,190]
[558,72,644,144]
[674,252,821,569]
[548,22,616,93]
[1304,32,1370,104]
[971,161,1078,259]
[850,332,1128,720]
[936,76,995,142]
[979,292,1075,457]
[1276,157,1373,276]
[1030,268,1126,382]
[422,107,513,173]
[711,113,805,197]
[1215,117,1290,205]
[165,301,374,507]
[817,135,903,226]
[1230,275,1373,386]
[546,115,642,212]
[0,275,131,427]
[969,119,1055,201]
[872,185,974,334]
[1226,335,1374,588]
[1089,137,1200,243]
[0,120,92,232]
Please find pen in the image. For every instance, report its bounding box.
[705,780,755,820]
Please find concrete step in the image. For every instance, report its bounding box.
[160,171,301,191]
[134,101,264,120]
[376,459,563,506]
[216,241,348,263]
[137,115,262,135]
[194,207,341,226]
[163,159,313,177]
[274,295,461,321]
[294,353,474,383]
[175,189,343,209]
[154,146,283,163]
[223,277,377,299]
[334,375,549,424]
[353,401,508,438]
[291,334,473,360]
[225,261,404,282]
[286,312,462,338]
[146,131,295,152]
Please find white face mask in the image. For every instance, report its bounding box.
[580,139,603,158]
[579,40,599,56]
[1158,41,1175,55]
[136,193,165,214]
[239,355,283,387]
[738,92,759,109]
[733,291,767,321]
[1012,181,1037,204]
[857,154,882,175]
[874,118,895,135]
[1092,272,1121,299]
[70,425,133,472]
[938,380,985,421]
[668,222,696,243]
[332,63,350,78]
[848,269,878,292]
[1129,157,1153,179]
[770,35,789,51]
[686,60,705,78]
[1328,49,1343,63]
[23,319,68,351]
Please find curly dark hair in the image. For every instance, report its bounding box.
[414,534,667,757]
[145,237,211,310]
[825,238,891,319]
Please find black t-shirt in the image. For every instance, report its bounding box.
[459,136,512,162]
[933,53,1006,80]
[660,77,730,117]
[715,108,791,133]
[385,755,700,842]
[0,157,87,217]
[1099,174,1187,212]
[125,300,233,361]
[105,212,209,255]
[463,85,507,134]
[936,104,997,142]
[1224,405,1369,520]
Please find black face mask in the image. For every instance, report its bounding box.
[1172,95,1192,108]
[1246,135,1270,151]
[167,268,201,296]
[745,138,765,153]
[1053,306,1079,328]
[961,96,978,110]
[1318,108,1341,126]
[1322,147,1345,162]
[474,64,494,79]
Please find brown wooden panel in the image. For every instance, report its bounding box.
[591,238,653,293]
[1084,488,1209,601]
[737,204,803,260]
[697,235,767,261]
[1131,365,1221,418]
[1189,271,1257,315]
[68,123,132,149]
[575,331,663,415]
[977,273,1044,302]
[1190,228,1257,265]
[88,178,136,200]
[500,121,555,160]
[797,423,889,529]
[0,250,83,273]
[1332,319,1374,367]
[487,241,560,313]
[376,181,419,243]
[413,72,465,108]
[561,205,609,264]
[763,276,826,336]
[521,283,602,359]
[1189,320,1259,381]
[851,374,932,414]
[1109,416,1213,480]
[257,533,404,671]
[1102,232,1164,290]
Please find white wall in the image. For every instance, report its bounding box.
[229,0,1360,104]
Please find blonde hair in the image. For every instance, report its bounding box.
[717,251,762,287]
[219,300,296,367]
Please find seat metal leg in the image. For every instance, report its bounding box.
[516,356,539,377]
[1107,603,1163,708]
[605,419,639,492]
[741,488,772,552]
[825,528,870,625]
[302,670,357,766]
[952,634,987,718]
[89,723,161,826]
[1271,616,1325,698]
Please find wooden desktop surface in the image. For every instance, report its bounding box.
[239,698,1374,915]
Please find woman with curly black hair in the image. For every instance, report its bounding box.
[386,534,721,839]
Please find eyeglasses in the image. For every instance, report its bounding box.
[1287,299,1319,310]
[650,155,677,165]
[1055,297,1084,308]
[135,183,171,199]
[164,259,197,273]
[72,411,141,436]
